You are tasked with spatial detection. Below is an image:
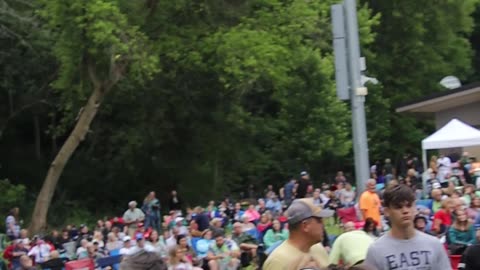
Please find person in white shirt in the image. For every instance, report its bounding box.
[166,227,180,250]
[173,217,188,236]
[128,233,155,255]
[76,239,89,259]
[437,154,452,183]
[123,201,145,237]
[119,236,133,256]
[27,238,51,264]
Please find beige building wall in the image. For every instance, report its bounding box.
[435,101,480,128]
[435,101,480,159]
[465,146,480,160]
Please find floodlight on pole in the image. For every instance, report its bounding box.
[331,0,371,195]
[440,76,461,90]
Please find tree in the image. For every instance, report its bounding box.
[29,0,158,233]
[362,0,478,159]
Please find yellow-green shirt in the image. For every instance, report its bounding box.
[432,201,442,213]
[329,230,374,267]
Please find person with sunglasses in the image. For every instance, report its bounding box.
[263,198,334,270]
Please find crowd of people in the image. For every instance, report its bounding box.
[2,151,480,270]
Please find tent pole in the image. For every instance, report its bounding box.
[422,148,427,198]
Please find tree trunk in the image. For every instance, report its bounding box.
[28,86,105,234]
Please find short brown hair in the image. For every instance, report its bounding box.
[383,184,415,208]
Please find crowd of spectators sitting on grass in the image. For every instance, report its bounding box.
[2,152,480,270]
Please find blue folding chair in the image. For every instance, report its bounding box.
[109,249,120,256]
[416,199,433,213]
[245,229,259,241]
[96,255,122,270]
[375,183,385,191]
[190,237,202,254]
[265,240,283,255]
[107,250,121,270]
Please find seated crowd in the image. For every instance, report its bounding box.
[2,152,480,270]
[1,170,356,270]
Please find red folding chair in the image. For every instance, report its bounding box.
[337,207,357,223]
[450,255,461,270]
[65,259,95,270]
[337,207,365,229]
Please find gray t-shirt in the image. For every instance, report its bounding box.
[123,208,145,229]
[340,189,355,203]
[365,230,451,270]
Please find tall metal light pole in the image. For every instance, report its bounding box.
[332,0,370,195]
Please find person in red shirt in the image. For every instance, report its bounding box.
[3,243,15,269]
[109,216,125,230]
[432,198,454,235]
[134,222,152,239]
[257,214,272,236]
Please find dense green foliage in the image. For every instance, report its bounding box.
[0,179,26,228]
[0,0,479,226]
[361,0,478,159]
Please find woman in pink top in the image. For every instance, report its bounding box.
[244,204,260,222]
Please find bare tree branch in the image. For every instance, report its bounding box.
[0,24,33,49]
[0,0,34,23]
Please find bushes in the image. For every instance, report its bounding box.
[0,179,26,228]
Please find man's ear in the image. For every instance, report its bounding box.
[301,220,309,233]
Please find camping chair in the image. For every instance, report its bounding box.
[96,255,122,270]
[62,241,77,260]
[416,199,433,212]
[65,259,95,270]
[450,255,461,270]
[336,207,365,229]
[190,237,202,254]
[244,228,260,241]
[109,249,120,256]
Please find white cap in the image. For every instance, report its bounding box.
[128,201,137,207]
[175,217,184,223]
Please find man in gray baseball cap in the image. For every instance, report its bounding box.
[263,198,334,270]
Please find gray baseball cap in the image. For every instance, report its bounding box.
[286,198,334,225]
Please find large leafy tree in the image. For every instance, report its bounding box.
[362,0,478,160]
[54,0,379,205]
[29,0,158,233]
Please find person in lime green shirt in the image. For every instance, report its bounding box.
[263,220,289,249]
[329,228,374,266]
[431,189,443,214]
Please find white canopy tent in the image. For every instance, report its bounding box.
[421,118,480,173]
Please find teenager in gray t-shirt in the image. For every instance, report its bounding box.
[365,230,450,269]
[365,184,451,270]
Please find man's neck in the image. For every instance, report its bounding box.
[389,225,416,240]
[287,236,313,253]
